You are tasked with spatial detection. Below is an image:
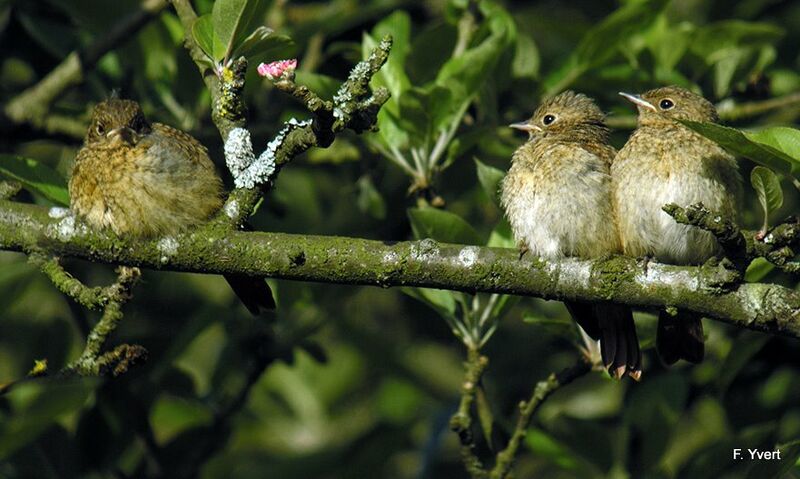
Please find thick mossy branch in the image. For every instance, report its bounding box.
[491,358,592,479]
[2,200,800,339]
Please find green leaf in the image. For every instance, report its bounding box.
[401,287,456,319]
[0,154,69,205]
[746,126,800,162]
[232,27,293,64]
[679,121,800,178]
[407,207,483,245]
[475,385,494,448]
[365,11,411,101]
[690,21,783,97]
[0,378,97,459]
[750,166,783,232]
[474,158,505,206]
[542,0,669,96]
[744,257,775,283]
[356,176,386,220]
[212,0,268,63]
[396,85,455,145]
[435,14,513,100]
[293,71,342,99]
[191,14,220,63]
[716,332,770,395]
[512,32,540,79]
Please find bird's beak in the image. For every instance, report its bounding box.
[509,122,542,133]
[619,92,656,112]
[107,127,136,146]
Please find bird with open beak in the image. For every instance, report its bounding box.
[501,91,642,379]
[612,86,741,364]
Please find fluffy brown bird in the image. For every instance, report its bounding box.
[613,86,741,364]
[501,91,642,379]
[69,98,275,314]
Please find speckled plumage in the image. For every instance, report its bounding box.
[613,86,742,364]
[70,99,223,236]
[613,87,741,264]
[70,99,274,314]
[501,91,641,379]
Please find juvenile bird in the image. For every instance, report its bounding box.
[69,98,275,314]
[501,91,642,379]
[613,86,741,364]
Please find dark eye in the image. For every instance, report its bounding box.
[543,114,556,125]
[659,99,675,110]
[95,123,105,135]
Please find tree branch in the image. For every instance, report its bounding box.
[2,199,799,339]
[2,0,169,137]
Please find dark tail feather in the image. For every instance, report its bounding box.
[225,274,276,316]
[565,301,600,338]
[566,301,642,379]
[657,309,704,365]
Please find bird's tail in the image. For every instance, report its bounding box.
[657,309,704,365]
[225,274,276,316]
[566,301,642,380]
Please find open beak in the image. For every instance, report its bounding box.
[509,122,542,133]
[107,127,136,146]
[619,92,656,112]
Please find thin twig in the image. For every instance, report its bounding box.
[490,358,592,478]
[450,347,490,479]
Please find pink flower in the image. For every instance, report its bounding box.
[257,59,297,81]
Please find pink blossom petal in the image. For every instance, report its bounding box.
[257,59,298,80]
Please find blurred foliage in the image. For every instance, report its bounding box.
[2,0,800,478]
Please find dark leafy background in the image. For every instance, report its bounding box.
[2,0,800,477]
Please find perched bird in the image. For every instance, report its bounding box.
[501,91,641,379]
[69,98,275,314]
[613,86,741,364]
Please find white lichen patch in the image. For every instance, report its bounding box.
[224,199,239,219]
[157,237,179,263]
[458,246,479,268]
[227,120,310,189]
[634,264,698,293]
[382,251,399,264]
[45,214,88,241]
[224,127,256,184]
[557,258,592,289]
[48,207,70,219]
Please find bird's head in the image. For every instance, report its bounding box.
[86,99,152,147]
[619,86,718,127]
[510,90,607,142]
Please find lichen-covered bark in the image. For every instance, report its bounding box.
[2,199,799,339]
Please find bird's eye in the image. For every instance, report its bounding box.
[659,99,675,110]
[96,123,105,135]
[543,114,556,125]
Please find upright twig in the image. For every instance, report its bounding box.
[490,359,592,479]
[450,347,490,479]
